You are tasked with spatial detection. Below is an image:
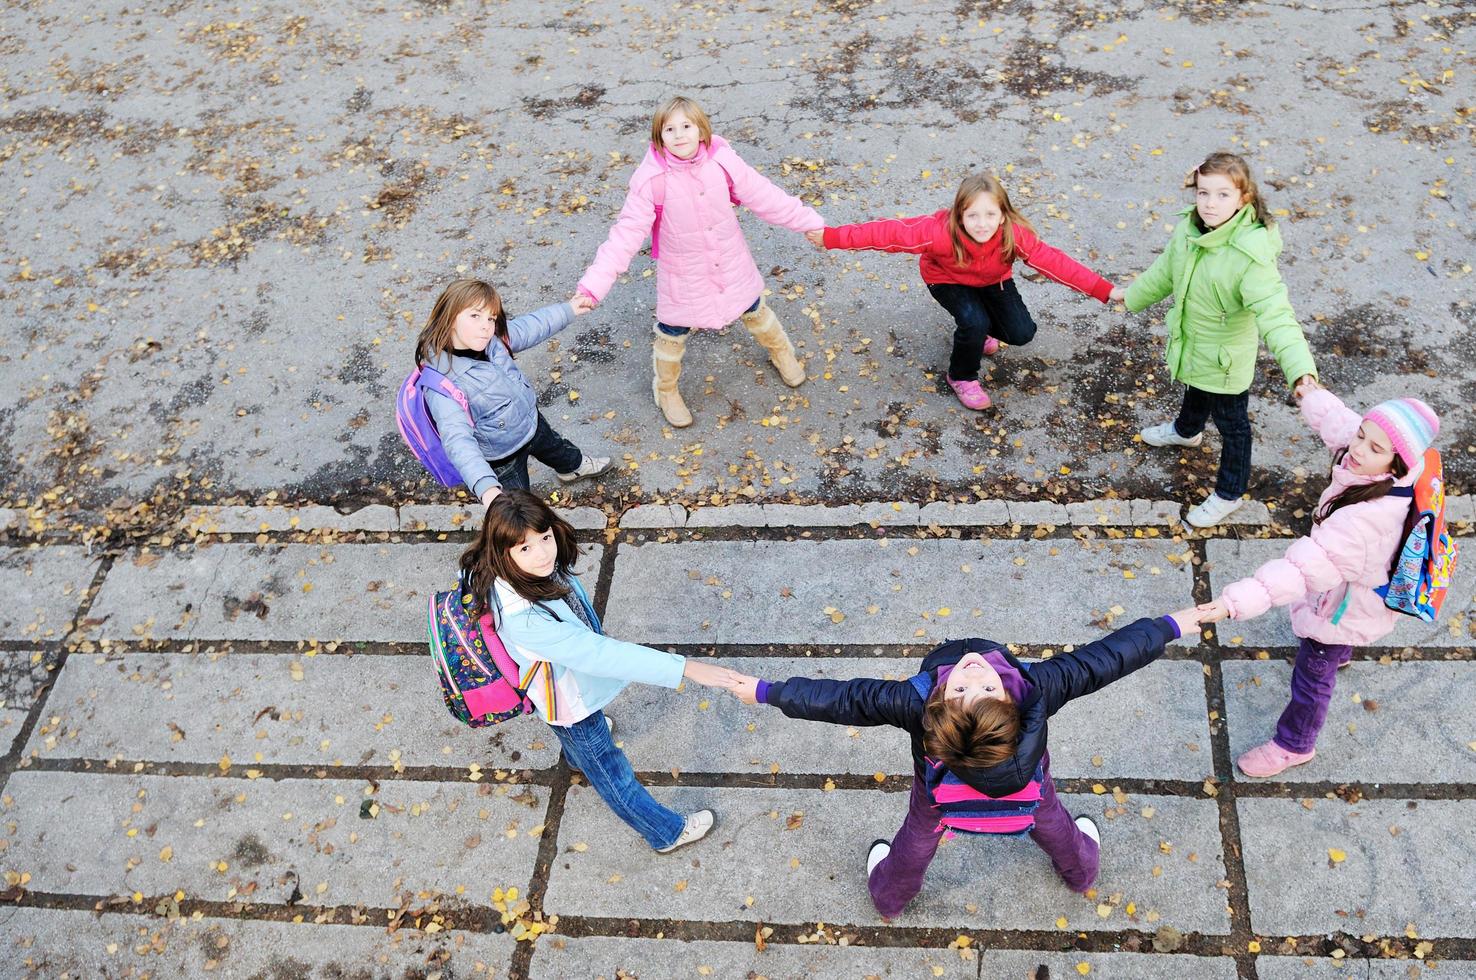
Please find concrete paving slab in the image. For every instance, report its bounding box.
[616,658,1212,781]
[82,544,602,642]
[918,500,1012,526]
[529,936,978,979]
[544,787,1229,933]
[1206,540,1476,649]
[1132,500,1183,526]
[0,547,97,641]
[982,950,1238,979]
[1223,662,1476,784]
[1,709,29,757]
[1257,957,1476,980]
[180,505,398,534]
[683,504,768,528]
[760,502,923,528]
[1,649,57,716]
[0,907,513,980]
[1006,502,1070,526]
[0,771,543,909]
[1068,500,1133,526]
[1239,798,1476,938]
[621,504,690,529]
[27,650,561,771]
[400,503,607,532]
[604,539,1195,645]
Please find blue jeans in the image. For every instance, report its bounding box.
[925,280,1038,381]
[487,411,583,490]
[656,295,762,336]
[1173,385,1252,500]
[549,711,685,850]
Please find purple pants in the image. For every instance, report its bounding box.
[1273,637,1355,754]
[867,760,1100,919]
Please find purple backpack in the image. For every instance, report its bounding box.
[396,365,472,487]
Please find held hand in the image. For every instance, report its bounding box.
[1292,374,1320,400]
[682,660,743,690]
[804,228,826,249]
[1108,286,1126,304]
[1196,599,1231,624]
[569,292,596,316]
[729,674,760,705]
[480,486,502,508]
[1166,606,1203,639]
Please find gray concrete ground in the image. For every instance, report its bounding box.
[3,0,1476,978]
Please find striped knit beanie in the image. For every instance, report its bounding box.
[1363,398,1440,469]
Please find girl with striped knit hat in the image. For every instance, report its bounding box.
[1198,382,1441,777]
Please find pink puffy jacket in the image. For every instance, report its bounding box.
[1221,388,1416,646]
[576,135,822,330]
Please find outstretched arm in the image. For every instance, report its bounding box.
[745,673,920,731]
[1028,613,1194,715]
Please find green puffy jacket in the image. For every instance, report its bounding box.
[1125,205,1316,394]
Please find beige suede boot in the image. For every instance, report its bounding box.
[651,326,694,428]
[741,299,805,387]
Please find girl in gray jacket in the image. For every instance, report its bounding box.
[417,279,610,503]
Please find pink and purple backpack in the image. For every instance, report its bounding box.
[395,365,472,487]
[428,577,535,728]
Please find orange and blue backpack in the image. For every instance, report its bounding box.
[1378,448,1459,622]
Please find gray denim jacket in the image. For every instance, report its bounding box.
[425,301,574,496]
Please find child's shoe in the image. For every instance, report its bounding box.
[1073,815,1100,845]
[1139,421,1203,448]
[557,454,612,484]
[945,375,992,411]
[982,336,1001,357]
[1236,740,1315,778]
[866,838,891,876]
[1185,493,1246,528]
[656,809,715,853]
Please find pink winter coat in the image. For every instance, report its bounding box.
[576,135,822,330]
[1221,388,1416,646]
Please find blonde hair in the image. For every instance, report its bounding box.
[948,173,1034,267]
[650,96,713,152]
[413,279,508,366]
[1185,151,1272,226]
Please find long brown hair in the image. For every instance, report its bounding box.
[414,279,510,366]
[461,490,582,621]
[1185,152,1272,227]
[1314,449,1408,525]
[921,683,1021,770]
[947,173,1034,267]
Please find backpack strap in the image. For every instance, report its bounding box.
[1389,486,1415,499]
[416,365,472,420]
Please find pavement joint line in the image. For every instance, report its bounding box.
[0,554,114,795]
[512,757,576,979]
[20,756,559,786]
[6,893,1476,962]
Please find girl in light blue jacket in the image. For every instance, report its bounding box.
[462,490,741,853]
[416,279,611,505]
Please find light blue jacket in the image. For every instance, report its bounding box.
[425,302,575,496]
[491,574,686,725]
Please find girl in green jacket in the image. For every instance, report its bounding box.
[1123,152,1318,528]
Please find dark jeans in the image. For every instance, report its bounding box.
[1173,385,1252,500]
[1273,637,1355,754]
[867,757,1098,919]
[488,411,582,490]
[926,280,1037,382]
[657,296,762,336]
[549,711,685,849]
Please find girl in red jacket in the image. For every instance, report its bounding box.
[807,173,1124,410]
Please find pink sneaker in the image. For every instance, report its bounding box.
[1236,740,1315,778]
[982,336,1001,357]
[946,375,992,410]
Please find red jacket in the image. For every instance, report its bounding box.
[822,209,1113,301]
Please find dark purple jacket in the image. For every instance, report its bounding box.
[760,617,1177,798]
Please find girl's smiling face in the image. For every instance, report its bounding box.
[1194,172,1248,229]
[960,192,1003,243]
[1347,419,1398,476]
[508,527,559,578]
[945,652,1010,707]
[660,110,702,160]
[451,303,498,352]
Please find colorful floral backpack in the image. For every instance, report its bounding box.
[1378,448,1459,622]
[428,576,536,727]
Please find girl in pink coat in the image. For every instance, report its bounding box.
[575,96,824,428]
[1199,384,1441,777]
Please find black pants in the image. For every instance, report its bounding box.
[1173,386,1252,500]
[488,411,583,491]
[926,280,1038,381]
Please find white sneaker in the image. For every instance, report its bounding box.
[1185,493,1246,528]
[1139,421,1203,448]
[556,454,611,483]
[656,809,715,854]
[1074,815,1100,845]
[866,838,891,876]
